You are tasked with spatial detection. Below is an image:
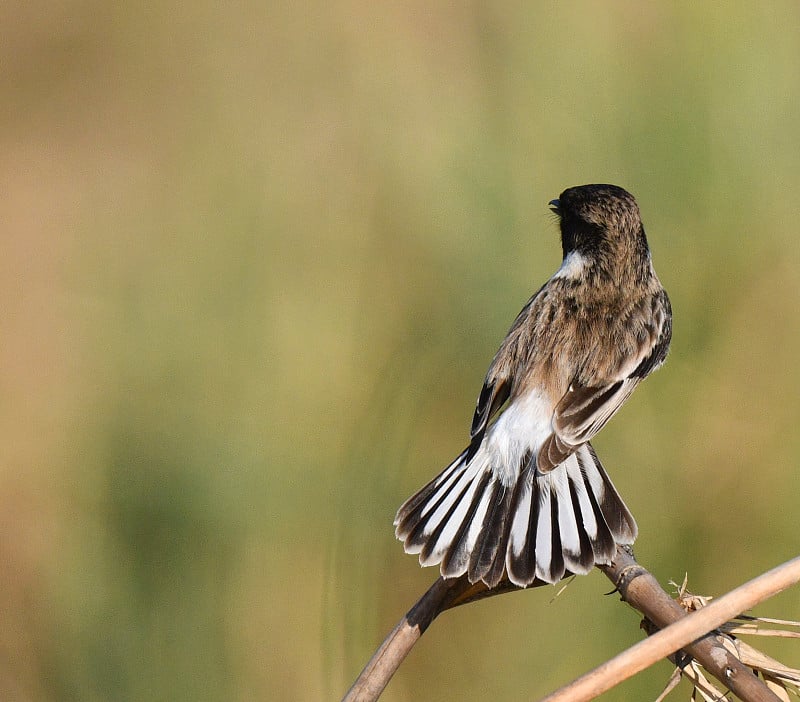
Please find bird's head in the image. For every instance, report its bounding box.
[550,184,649,270]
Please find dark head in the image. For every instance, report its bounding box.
[549,184,650,270]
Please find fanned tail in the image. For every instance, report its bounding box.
[394,443,636,587]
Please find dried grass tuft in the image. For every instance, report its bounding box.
[655,576,800,701]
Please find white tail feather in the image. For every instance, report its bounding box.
[395,443,636,587]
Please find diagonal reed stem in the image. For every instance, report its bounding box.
[343,550,800,702]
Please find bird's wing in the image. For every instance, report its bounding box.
[469,376,511,445]
[466,287,548,457]
[538,290,672,472]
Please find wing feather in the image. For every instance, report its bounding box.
[537,290,671,472]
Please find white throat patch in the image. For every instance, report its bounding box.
[552,251,587,280]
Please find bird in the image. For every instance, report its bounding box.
[394,184,671,588]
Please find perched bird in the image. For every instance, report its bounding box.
[395,184,671,587]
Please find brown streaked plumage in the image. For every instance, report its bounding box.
[395,184,671,587]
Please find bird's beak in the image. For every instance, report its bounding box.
[549,199,561,215]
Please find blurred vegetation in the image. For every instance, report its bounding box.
[2,1,800,700]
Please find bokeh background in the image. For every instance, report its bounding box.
[3,1,800,700]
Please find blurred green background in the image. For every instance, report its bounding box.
[3,1,800,700]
